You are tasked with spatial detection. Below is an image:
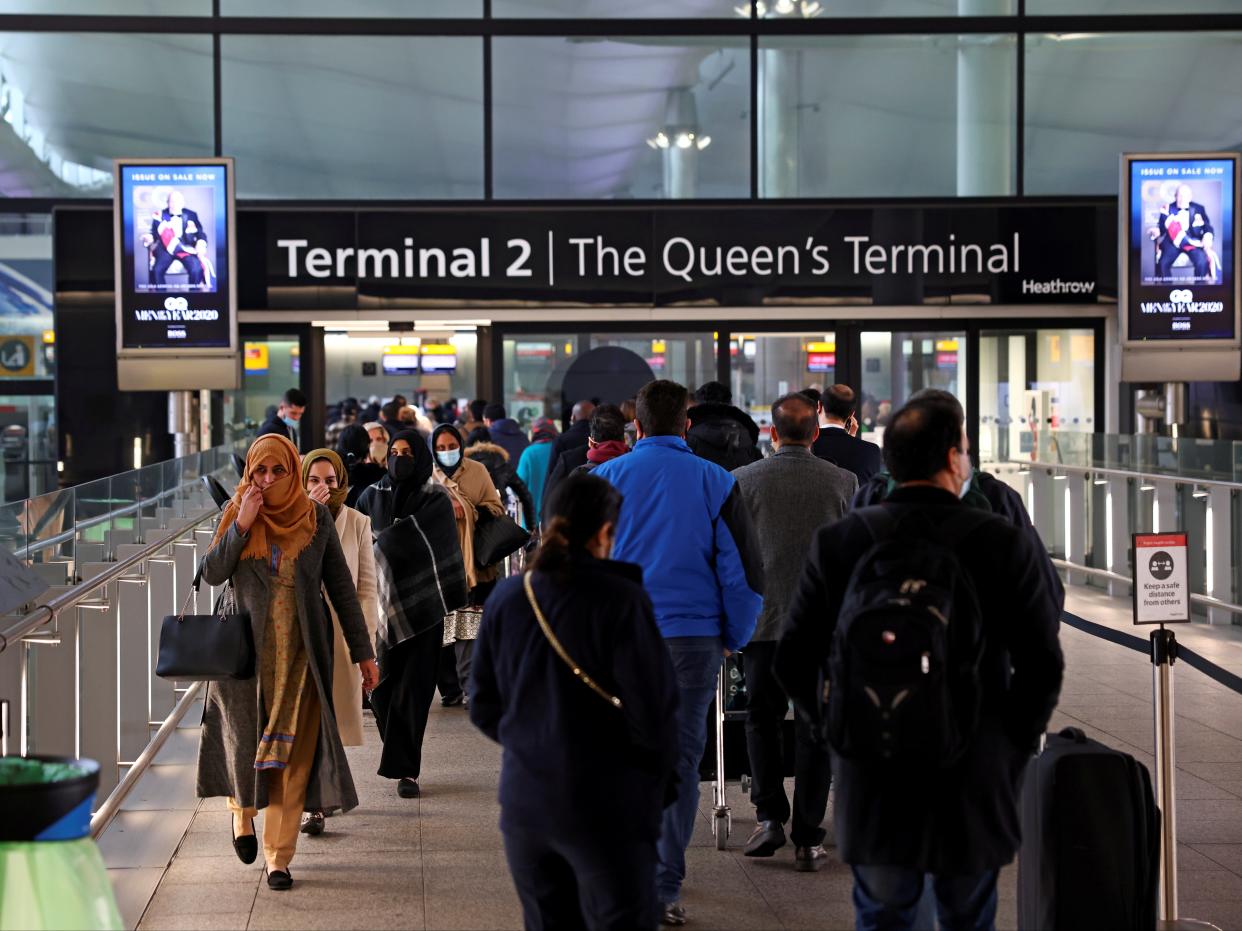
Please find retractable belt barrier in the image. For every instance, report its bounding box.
[1063,611,1242,697]
[1062,610,1229,931]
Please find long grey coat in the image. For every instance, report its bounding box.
[195,502,375,812]
[732,445,857,642]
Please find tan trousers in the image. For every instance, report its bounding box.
[229,684,321,872]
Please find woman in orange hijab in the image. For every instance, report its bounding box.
[196,434,379,892]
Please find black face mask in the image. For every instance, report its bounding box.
[388,455,418,483]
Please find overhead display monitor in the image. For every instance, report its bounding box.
[1122,153,1240,347]
[420,344,457,373]
[382,346,421,375]
[114,158,236,355]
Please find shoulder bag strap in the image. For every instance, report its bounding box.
[522,572,623,710]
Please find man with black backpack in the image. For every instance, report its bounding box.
[775,396,1063,931]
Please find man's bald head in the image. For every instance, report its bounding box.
[823,384,857,423]
[571,400,596,423]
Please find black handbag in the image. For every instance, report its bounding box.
[156,565,255,681]
[472,508,530,568]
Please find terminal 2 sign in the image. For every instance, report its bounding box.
[247,203,1116,309]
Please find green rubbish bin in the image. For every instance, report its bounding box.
[0,756,123,931]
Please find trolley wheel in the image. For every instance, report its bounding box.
[740,774,751,796]
[713,810,730,850]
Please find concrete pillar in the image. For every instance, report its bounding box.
[1107,477,1132,598]
[661,89,703,200]
[956,0,1014,195]
[1065,473,1087,586]
[759,46,798,197]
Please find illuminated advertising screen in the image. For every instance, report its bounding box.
[114,158,236,352]
[1123,153,1240,344]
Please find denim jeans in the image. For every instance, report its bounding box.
[852,865,998,931]
[656,636,723,905]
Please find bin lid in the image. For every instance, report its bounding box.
[0,756,99,841]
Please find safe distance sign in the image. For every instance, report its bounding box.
[1132,532,1191,625]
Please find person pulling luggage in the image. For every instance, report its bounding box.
[775,395,1063,931]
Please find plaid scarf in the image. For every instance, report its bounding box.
[373,489,469,648]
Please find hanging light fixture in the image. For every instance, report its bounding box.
[734,0,821,16]
[646,91,712,153]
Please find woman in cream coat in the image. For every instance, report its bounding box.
[301,448,378,836]
[430,424,505,700]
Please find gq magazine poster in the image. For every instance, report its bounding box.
[115,159,235,351]
[1125,153,1239,343]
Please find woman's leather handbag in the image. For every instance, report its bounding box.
[156,565,255,681]
[472,508,530,568]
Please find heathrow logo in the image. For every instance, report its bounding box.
[164,296,189,311]
[1169,289,1194,304]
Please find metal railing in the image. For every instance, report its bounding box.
[0,445,239,833]
[988,443,1242,625]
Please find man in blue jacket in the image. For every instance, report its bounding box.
[594,379,764,927]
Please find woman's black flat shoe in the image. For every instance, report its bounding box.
[397,778,420,799]
[232,818,258,865]
[267,870,293,891]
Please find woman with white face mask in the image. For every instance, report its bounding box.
[430,424,506,704]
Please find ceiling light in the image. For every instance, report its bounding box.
[675,133,693,149]
[775,0,795,13]
[801,0,822,13]
[695,135,712,150]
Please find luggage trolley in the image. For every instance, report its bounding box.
[700,655,798,852]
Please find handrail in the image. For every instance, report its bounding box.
[1052,557,1242,617]
[11,482,189,560]
[90,681,204,840]
[1013,459,1241,492]
[0,507,219,654]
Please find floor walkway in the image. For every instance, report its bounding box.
[132,592,1242,930]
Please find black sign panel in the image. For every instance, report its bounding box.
[249,202,1115,310]
[1122,154,1240,346]
[115,160,235,351]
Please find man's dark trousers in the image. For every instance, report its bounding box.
[743,640,831,846]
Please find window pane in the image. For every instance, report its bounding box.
[589,333,716,394]
[861,330,966,440]
[237,335,300,428]
[503,335,582,426]
[222,0,477,15]
[0,34,213,197]
[492,37,749,199]
[1030,0,1234,11]
[760,36,1016,197]
[494,0,735,15]
[0,0,207,11]
[1025,33,1242,195]
[814,0,1015,14]
[979,328,1095,468]
[731,331,835,434]
[222,36,483,199]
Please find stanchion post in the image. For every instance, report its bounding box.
[1151,625,1179,924]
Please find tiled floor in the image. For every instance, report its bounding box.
[132,590,1242,930]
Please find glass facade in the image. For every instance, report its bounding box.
[731,331,836,425]
[1024,32,1242,196]
[221,36,484,200]
[760,35,1016,197]
[860,330,967,438]
[493,37,748,199]
[0,9,1229,199]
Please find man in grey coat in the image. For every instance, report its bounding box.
[732,391,857,872]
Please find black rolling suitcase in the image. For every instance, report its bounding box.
[1018,727,1160,931]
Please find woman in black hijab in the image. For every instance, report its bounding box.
[337,423,387,509]
[355,430,468,799]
